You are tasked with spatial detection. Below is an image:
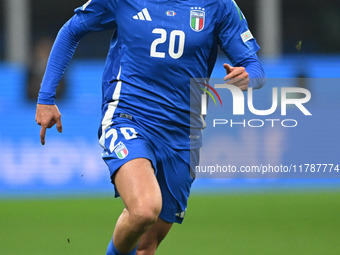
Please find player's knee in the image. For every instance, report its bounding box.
[131,207,160,227]
[130,204,161,230]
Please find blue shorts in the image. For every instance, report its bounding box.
[100,115,199,224]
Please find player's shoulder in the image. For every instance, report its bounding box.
[77,0,117,11]
[213,0,236,16]
[216,0,234,9]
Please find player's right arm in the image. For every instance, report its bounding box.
[36,0,116,145]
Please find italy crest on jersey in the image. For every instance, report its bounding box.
[114,142,129,159]
[190,8,205,32]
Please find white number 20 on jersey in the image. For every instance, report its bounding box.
[150,28,185,59]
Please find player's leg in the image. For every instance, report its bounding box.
[137,218,173,255]
[109,158,162,254]
[134,147,198,255]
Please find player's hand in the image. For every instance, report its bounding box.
[35,104,63,145]
[223,63,249,91]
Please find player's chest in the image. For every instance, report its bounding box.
[115,0,219,54]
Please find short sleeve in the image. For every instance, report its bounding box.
[74,0,117,32]
[217,0,260,65]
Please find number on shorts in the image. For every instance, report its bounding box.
[105,127,138,153]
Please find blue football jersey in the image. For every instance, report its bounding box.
[73,0,260,149]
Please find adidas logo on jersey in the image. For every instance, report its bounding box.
[133,8,152,21]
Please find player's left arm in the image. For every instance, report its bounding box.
[218,0,265,91]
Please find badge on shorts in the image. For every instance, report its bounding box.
[114,142,129,159]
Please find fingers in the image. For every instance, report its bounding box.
[47,120,56,128]
[35,104,63,145]
[56,116,63,133]
[40,125,47,145]
[236,83,249,91]
[228,77,249,91]
[227,72,249,85]
[223,63,233,74]
[38,118,61,145]
[224,66,246,81]
[222,65,249,91]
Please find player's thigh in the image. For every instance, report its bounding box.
[114,158,162,213]
[137,218,173,253]
[100,119,162,213]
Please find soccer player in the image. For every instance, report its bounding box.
[35,0,265,254]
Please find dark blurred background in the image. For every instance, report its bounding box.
[0,0,339,62]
